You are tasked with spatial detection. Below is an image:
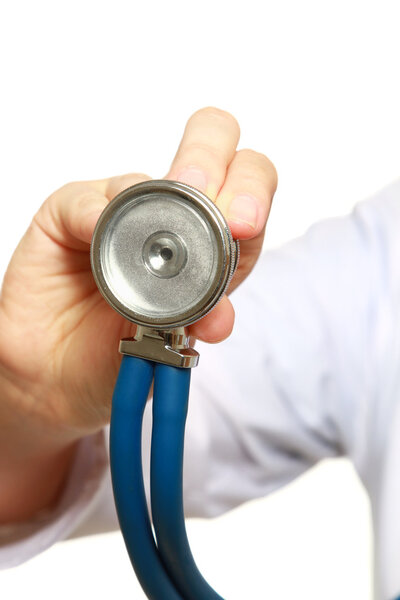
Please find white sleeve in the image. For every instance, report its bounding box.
[0,431,108,569]
[181,178,400,518]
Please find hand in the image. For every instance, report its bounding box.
[0,107,277,521]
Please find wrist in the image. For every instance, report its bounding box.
[0,366,84,524]
[0,441,78,524]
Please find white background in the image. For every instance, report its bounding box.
[1,0,399,598]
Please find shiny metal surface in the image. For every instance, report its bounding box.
[119,326,199,369]
[142,231,187,279]
[91,180,239,330]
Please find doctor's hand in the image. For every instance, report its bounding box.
[0,107,277,523]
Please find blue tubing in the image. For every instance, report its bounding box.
[151,363,224,600]
[110,355,184,600]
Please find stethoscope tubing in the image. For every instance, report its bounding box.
[110,355,183,600]
[151,363,223,600]
[110,355,224,599]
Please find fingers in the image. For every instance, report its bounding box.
[188,295,235,343]
[80,174,152,241]
[216,149,278,240]
[104,173,151,201]
[165,107,277,344]
[167,108,277,242]
[36,174,151,249]
[35,182,110,249]
[166,107,240,200]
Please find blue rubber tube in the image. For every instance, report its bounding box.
[110,355,184,600]
[151,363,224,600]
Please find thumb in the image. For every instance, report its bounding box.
[36,183,109,249]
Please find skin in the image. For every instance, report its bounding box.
[0,107,277,523]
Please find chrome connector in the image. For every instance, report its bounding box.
[119,326,199,369]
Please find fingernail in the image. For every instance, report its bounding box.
[176,167,207,193]
[228,194,259,229]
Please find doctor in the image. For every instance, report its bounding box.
[0,107,399,600]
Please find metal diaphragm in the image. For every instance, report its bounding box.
[90,180,239,329]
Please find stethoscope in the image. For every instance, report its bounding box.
[91,180,239,599]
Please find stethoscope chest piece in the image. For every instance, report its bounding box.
[91,180,238,331]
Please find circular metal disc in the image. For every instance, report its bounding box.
[91,180,238,329]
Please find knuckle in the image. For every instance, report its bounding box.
[178,141,227,171]
[56,180,84,196]
[47,181,91,208]
[236,149,278,190]
[107,173,150,198]
[236,148,269,166]
[189,106,240,136]
[266,159,278,192]
[74,190,99,210]
[235,174,270,198]
[112,172,150,187]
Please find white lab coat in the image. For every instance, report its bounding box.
[1,179,400,599]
